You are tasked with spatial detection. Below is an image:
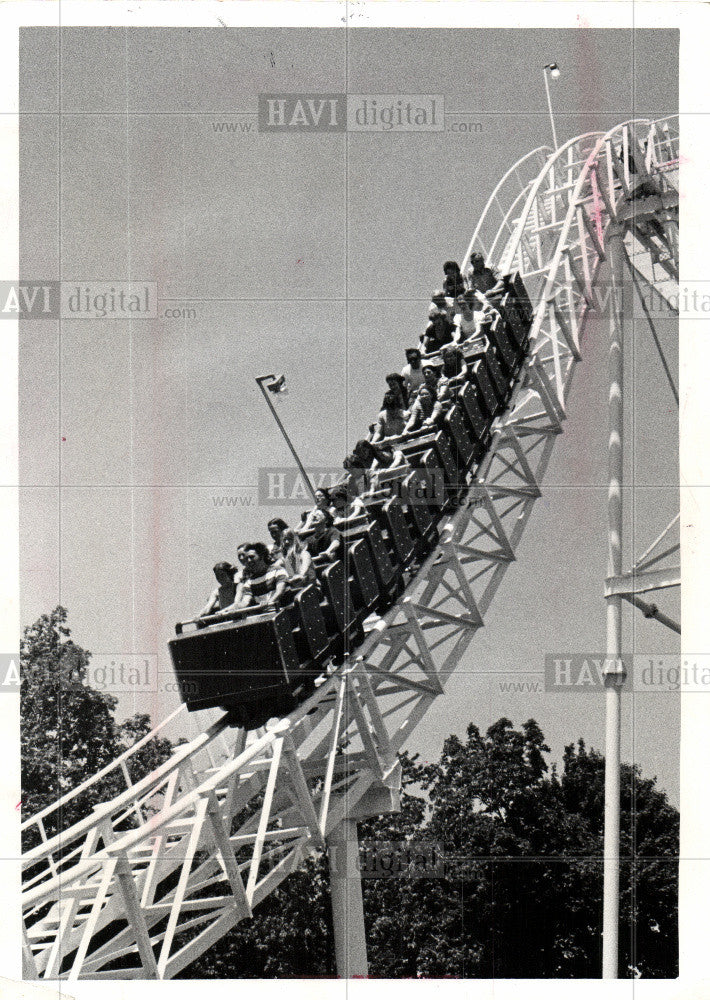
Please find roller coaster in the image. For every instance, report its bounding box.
[21,117,679,980]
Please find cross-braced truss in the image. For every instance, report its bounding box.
[21,117,679,980]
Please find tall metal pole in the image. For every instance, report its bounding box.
[327,818,369,978]
[255,374,318,504]
[543,68,559,150]
[602,224,627,979]
[257,369,366,976]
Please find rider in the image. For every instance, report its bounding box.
[298,488,336,535]
[371,390,409,442]
[303,510,343,563]
[194,562,240,622]
[403,384,436,433]
[274,527,316,587]
[267,518,290,558]
[232,543,290,611]
[401,347,425,403]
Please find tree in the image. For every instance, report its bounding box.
[182,719,678,979]
[20,620,676,981]
[21,606,174,851]
[180,752,432,980]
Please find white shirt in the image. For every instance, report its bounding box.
[401,362,425,401]
[456,311,479,338]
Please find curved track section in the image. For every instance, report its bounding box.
[21,118,679,980]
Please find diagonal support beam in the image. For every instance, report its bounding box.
[528,355,565,424]
[620,594,680,634]
[157,797,210,977]
[497,428,542,495]
[633,513,680,572]
[100,819,160,979]
[352,660,398,769]
[282,731,325,848]
[401,601,446,693]
[605,567,680,597]
[246,737,285,900]
[318,678,348,834]
[200,789,252,917]
[553,298,582,361]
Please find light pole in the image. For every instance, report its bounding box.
[601,227,629,980]
[543,63,560,150]
[255,374,318,504]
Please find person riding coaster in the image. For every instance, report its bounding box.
[443,259,466,301]
[297,488,335,535]
[421,307,456,355]
[371,389,409,442]
[302,509,343,564]
[192,561,240,626]
[269,520,317,587]
[403,384,436,433]
[384,372,409,411]
[329,483,366,526]
[401,347,425,403]
[204,542,291,618]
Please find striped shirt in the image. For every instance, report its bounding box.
[239,563,289,606]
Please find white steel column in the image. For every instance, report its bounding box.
[602,225,627,979]
[327,818,368,978]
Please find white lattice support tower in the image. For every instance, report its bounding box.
[21,116,678,980]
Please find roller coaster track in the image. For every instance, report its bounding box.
[21,117,679,980]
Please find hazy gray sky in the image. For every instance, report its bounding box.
[19,27,680,801]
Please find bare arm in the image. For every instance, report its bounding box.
[424,402,447,428]
[323,541,340,562]
[194,588,219,620]
[403,403,421,433]
[270,576,289,603]
[222,580,250,612]
[299,547,314,578]
[371,413,384,444]
[484,301,501,321]
[288,547,314,586]
[350,496,366,517]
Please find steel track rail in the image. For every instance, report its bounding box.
[21,117,679,980]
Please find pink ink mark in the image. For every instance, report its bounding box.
[15,800,21,810]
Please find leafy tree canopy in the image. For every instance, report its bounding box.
[21,607,174,849]
[19,610,678,979]
[185,719,678,980]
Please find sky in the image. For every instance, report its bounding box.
[18,27,680,803]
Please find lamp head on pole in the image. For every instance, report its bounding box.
[266,374,287,394]
[545,62,561,79]
[256,373,289,395]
